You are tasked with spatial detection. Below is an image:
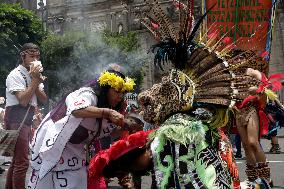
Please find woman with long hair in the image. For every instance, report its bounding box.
[27,64,136,189]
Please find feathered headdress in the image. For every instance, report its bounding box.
[137,0,262,107]
[136,0,277,127]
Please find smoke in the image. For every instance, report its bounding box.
[44,31,149,107]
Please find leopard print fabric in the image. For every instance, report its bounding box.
[235,106,258,127]
[231,50,268,74]
[138,70,195,124]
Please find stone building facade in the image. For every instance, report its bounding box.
[270,5,284,101]
[3,0,37,10]
[46,0,202,89]
[46,0,284,92]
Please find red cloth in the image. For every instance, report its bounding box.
[258,110,270,137]
[236,98,269,137]
[88,177,106,189]
[88,140,107,189]
[88,131,153,189]
[219,130,240,189]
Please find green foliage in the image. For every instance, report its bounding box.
[40,32,85,99]
[103,30,139,52]
[41,32,85,70]
[0,3,43,96]
[41,31,147,101]
[103,30,145,92]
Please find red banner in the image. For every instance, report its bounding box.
[206,0,272,52]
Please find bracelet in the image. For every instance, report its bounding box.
[102,109,105,118]
[102,109,109,119]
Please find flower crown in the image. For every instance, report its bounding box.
[98,71,135,92]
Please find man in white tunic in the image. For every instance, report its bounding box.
[4,43,47,189]
[27,65,136,189]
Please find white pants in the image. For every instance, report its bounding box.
[27,167,87,189]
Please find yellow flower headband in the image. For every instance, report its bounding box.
[98,71,135,92]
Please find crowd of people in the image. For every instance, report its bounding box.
[1,2,284,189]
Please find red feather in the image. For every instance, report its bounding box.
[260,51,269,58]
[261,73,268,84]
[238,95,257,108]
[88,130,153,181]
[256,85,265,93]
[268,73,284,81]
[271,81,283,92]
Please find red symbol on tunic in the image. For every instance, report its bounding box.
[30,169,38,183]
[59,156,64,164]
[74,99,85,106]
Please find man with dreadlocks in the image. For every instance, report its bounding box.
[87,1,276,189]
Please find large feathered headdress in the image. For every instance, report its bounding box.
[137,0,262,105]
[136,0,277,127]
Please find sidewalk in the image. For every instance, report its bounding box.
[0,156,10,189]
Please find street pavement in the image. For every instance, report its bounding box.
[1,129,284,189]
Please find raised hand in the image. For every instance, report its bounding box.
[30,64,46,83]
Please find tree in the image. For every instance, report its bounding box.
[103,30,139,52]
[102,30,145,92]
[0,3,43,96]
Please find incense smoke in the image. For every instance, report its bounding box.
[44,32,149,108]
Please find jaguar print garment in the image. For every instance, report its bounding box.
[138,70,195,125]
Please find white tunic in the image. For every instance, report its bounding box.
[6,65,44,107]
[27,87,116,189]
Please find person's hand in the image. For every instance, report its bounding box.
[246,68,262,80]
[33,112,43,129]
[30,64,46,83]
[128,123,143,133]
[108,109,124,127]
[124,116,144,133]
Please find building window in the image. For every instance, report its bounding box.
[118,23,123,33]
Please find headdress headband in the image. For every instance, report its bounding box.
[20,49,40,56]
